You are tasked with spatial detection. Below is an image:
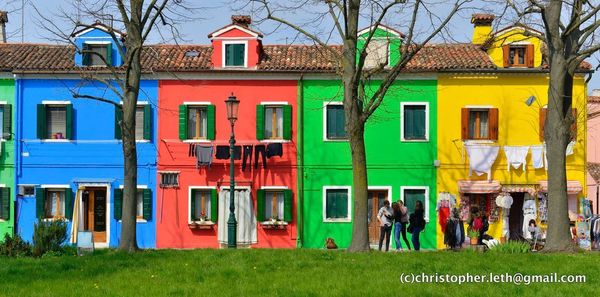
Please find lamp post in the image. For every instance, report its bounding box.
[225,93,240,248]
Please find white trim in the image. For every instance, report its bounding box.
[76,184,111,246]
[400,102,430,142]
[367,186,393,204]
[41,140,73,143]
[118,185,148,189]
[183,139,212,143]
[495,26,542,38]
[187,186,217,224]
[119,101,149,105]
[260,101,289,105]
[83,41,111,45]
[322,101,348,142]
[357,24,403,38]
[260,186,289,190]
[41,184,71,189]
[222,40,248,68]
[42,100,71,105]
[259,139,291,144]
[464,105,493,109]
[210,24,261,38]
[74,25,123,38]
[0,184,6,188]
[218,186,252,191]
[400,186,430,222]
[508,41,533,46]
[158,170,180,174]
[0,101,7,105]
[183,101,212,106]
[322,186,352,223]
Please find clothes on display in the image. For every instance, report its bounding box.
[444,209,464,249]
[530,145,544,169]
[503,146,529,172]
[215,145,241,160]
[437,192,456,233]
[465,144,499,179]
[266,143,283,158]
[565,141,575,156]
[538,193,548,222]
[254,145,267,169]
[459,196,470,221]
[195,145,213,168]
[590,216,600,250]
[242,145,253,171]
[522,197,537,239]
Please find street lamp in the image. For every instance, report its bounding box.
[225,93,240,248]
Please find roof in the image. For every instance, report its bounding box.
[207,24,263,39]
[357,24,406,39]
[589,162,600,183]
[71,21,126,38]
[589,96,600,103]
[471,13,495,24]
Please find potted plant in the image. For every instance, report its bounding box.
[468,229,480,245]
[199,211,207,223]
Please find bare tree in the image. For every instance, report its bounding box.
[506,0,598,251]
[250,0,469,251]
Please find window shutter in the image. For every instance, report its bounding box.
[336,106,346,138]
[338,191,349,218]
[64,189,73,220]
[539,108,547,141]
[225,44,234,66]
[65,104,74,140]
[0,187,10,220]
[115,106,123,139]
[282,105,292,140]
[283,189,292,222]
[526,44,534,67]
[35,188,45,219]
[114,188,123,220]
[37,104,47,139]
[326,106,335,139]
[571,108,577,141]
[235,44,245,66]
[256,189,265,222]
[179,104,188,140]
[105,44,112,66]
[82,43,91,66]
[502,45,510,67]
[326,191,335,219]
[143,105,152,140]
[461,108,469,140]
[206,105,216,140]
[415,106,426,139]
[190,189,196,221]
[2,104,11,140]
[143,188,152,220]
[488,108,499,140]
[256,105,265,140]
[210,189,218,222]
[404,107,414,139]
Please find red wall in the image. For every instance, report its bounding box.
[156,80,298,248]
[210,27,261,68]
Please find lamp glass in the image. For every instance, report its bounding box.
[225,94,240,124]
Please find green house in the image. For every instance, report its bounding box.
[0,78,15,239]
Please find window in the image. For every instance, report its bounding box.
[325,104,347,140]
[256,104,292,141]
[160,172,179,188]
[323,187,350,221]
[37,103,73,140]
[461,107,498,141]
[224,43,245,67]
[45,189,65,219]
[256,189,292,222]
[401,187,429,222]
[115,104,151,140]
[0,106,3,139]
[135,106,145,140]
[503,44,534,68]
[189,189,217,222]
[364,39,389,68]
[402,103,428,141]
[36,187,73,220]
[539,107,577,141]
[179,104,215,141]
[0,103,10,140]
[114,187,152,221]
[18,185,35,196]
[0,187,9,220]
[136,190,144,219]
[83,43,112,66]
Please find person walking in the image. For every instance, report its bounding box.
[377,200,393,251]
[393,201,411,251]
[409,200,426,251]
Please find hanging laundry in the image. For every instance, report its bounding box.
[266,143,283,158]
[195,145,213,168]
[188,143,196,157]
[215,146,230,160]
[465,144,499,179]
[530,145,544,169]
[522,196,537,239]
[437,193,456,233]
[538,193,548,222]
[459,195,470,221]
[242,145,253,172]
[543,143,548,171]
[503,146,529,172]
[565,141,576,156]
[254,145,267,169]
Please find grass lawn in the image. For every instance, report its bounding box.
[0,249,597,297]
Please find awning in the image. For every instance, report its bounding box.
[539,180,582,194]
[458,180,501,193]
[501,185,537,196]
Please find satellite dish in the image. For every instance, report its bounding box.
[525,96,536,106]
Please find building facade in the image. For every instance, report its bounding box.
[0,78,15,238]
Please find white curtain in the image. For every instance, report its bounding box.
[218,189,257,245]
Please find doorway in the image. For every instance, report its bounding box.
[367,190,389,245]
[508,192,525,240]
[82,188,108,243]
[217,188,257,247]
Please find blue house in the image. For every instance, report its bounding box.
[14,24,157,248]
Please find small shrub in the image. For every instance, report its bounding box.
[488,241,530,254]
[0,233,32,257]
[32,219,68,257]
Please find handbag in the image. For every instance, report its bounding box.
[407,224,414,234]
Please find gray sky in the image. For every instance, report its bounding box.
[3,0,598,92]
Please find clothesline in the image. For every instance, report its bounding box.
[161,139,290,145]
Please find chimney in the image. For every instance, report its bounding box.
[231,15,251,28]
[593,89,600,97]
[471,13,494,45]
[0,11,7,43]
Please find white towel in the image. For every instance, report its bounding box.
[503,146,529,172]
[530,145,544,169]
[565,141,575,156]
[465,144,499,180]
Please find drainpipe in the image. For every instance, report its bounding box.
[14,74,21,235]
[297,74,304,248]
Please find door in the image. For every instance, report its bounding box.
[368,190,388,245]
[83,188,107,243]
[217,189,257,246]
[509,192,524,240]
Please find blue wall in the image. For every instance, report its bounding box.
[74,27,124,67]
[15,78,157,248]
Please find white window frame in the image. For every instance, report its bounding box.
[222,40,248,68]
[83,41,112,67]
[259,186,289,224]
[118,185,148,223]
[188,186,217,224]
[400,102,429,142]
[41,186,70,222]
[260,101,291,143]
[159,172,180,188]
[0,103,5,141]
[182,102,212,143]
[462,105,496,144]
[400,186,430,222]
[41,101,72,143]
[323,101,347,142]
[322,186,352,223]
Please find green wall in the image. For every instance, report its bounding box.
[357,27,402,67]
[300,79,437,249]
[0,79,15,239]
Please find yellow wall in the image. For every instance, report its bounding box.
[436,73,587,248]
[488,27,544,68]
[472,24,492,45]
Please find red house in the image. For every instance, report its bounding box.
[156,16,299,248]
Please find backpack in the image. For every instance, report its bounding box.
[325,238,338,249]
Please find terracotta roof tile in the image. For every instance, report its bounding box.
[589,96,600,103]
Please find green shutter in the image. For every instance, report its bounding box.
[190,189,197,221]
[82,43,91,66]
[143,104,152,140]
[105,44,112,66]
[2,104,11,140]
[325,190,335,219]
[225,44,234,66]
[36,188,45,219]
[115,106,123,139]
[206,105,216,140]
[282,105,292,140]
[337,107,346,138]
[210,189,218,222]
[256,189,265,222]
[114,188,123,220]
[179,104,188,140]
[143,188,152,220]
[234,44,245,66]
[415,106,426,139]
[326,106,335,139]
[0,187,10,220]
[37,104,47,139]
[404,106,414,139]
[338,190,348,218]
[65,104,74,140]
[283,189,292,222]
[64,189,73,220]
[256,105,265,140]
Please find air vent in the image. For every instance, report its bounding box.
[184,50,199,58]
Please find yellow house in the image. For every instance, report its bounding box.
[436,14,588,248]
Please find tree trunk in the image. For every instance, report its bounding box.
[347,123,370,252]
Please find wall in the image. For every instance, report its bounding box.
[301,79,438,249]
[588,101,600,214]
[488,27,544,68]
[0,79,15,238]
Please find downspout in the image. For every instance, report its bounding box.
[297,74,304,248]
[14,74,22,235]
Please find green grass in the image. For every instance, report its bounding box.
[0,249,597,297]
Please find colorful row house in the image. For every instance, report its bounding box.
[0,13,591,249]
